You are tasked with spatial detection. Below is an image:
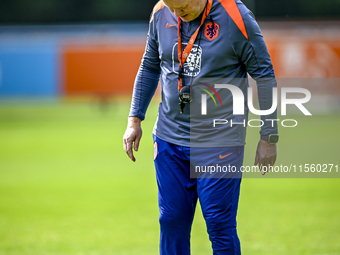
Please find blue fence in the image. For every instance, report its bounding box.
[0,43,59,96]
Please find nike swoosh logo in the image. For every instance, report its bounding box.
[219,153,232,159]
[166,23,177,28]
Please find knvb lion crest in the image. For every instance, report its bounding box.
[172,43,202,77]
[204,22,220,41]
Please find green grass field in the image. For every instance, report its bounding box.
[0,99,339,255]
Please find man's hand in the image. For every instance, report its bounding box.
[123,117,142,162]
[254,139,277,175]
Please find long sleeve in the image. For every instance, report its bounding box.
[233,8,278,135]
[128,16,161,120]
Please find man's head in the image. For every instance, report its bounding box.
[162,0,208,22]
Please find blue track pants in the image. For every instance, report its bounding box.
[153,135,244,255]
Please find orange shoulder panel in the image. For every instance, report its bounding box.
[218,0,249,40]
[150,1,166,23]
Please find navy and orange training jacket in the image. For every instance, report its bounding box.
[129,0,278,147]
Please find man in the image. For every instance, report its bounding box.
[123,0,278,254]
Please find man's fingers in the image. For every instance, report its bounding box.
[258,159,270,175]
[259,160,266,173]
[266,156,276,175]
[271,154,277,166]
[127,143,136,162]
[122,117,142,162]
[134,136,141,152]
[260,157,277,175]
[255,140,277,175]
[124,137,136,162]
[265,162,271,175]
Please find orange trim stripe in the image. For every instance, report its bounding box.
[150,1,165,23]
[218,0,249,40]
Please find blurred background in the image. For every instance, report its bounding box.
[0,0,340,98]
[0,1,339,255]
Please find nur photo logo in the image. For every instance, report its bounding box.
[197,83,312,128]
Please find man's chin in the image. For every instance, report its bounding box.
[180,15,192,22]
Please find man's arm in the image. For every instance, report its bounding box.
[254,140,277,175]
[235,8,278,174]
[123,117,142,162]
[123,8,161,162]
